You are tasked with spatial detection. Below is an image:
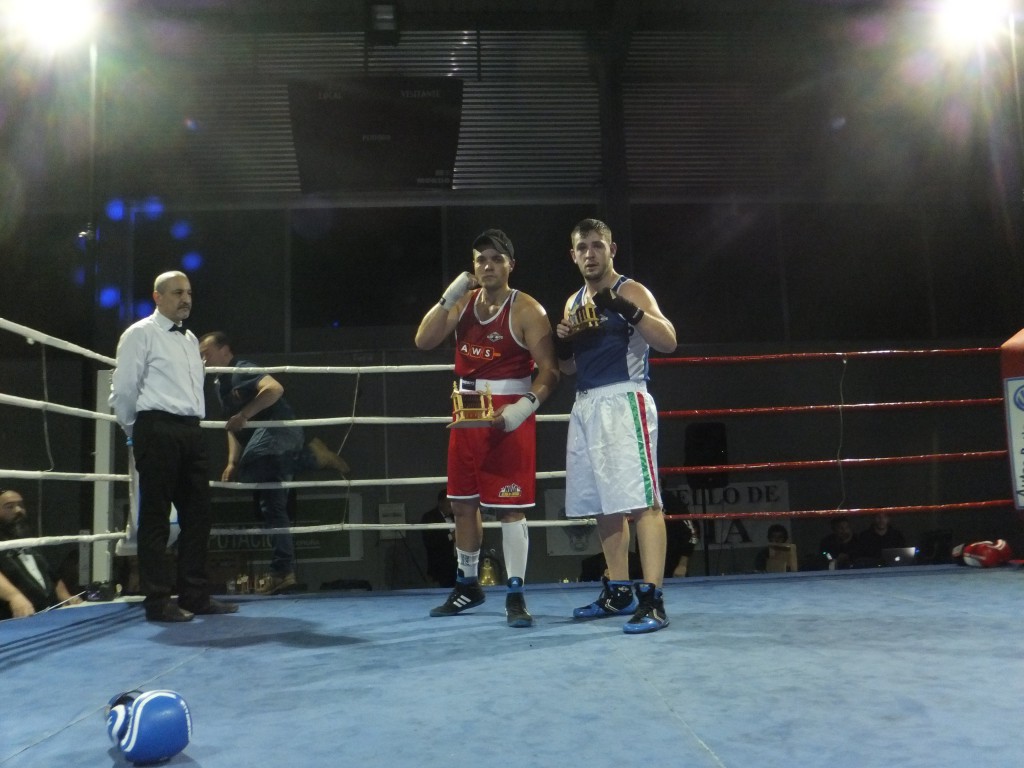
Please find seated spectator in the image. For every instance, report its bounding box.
[819,515,859,569]
[662,487,698,578]
[855,512,906,567]
[0,489,82,619]
[665,518,698,578]
[754,524,798,573]
[421,489,456,588]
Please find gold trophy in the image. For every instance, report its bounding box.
[448,381,495,429]
[563,299,605,339]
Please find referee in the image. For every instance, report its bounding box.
[110,270,237,622]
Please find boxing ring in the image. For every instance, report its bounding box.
[2,316,1022,768]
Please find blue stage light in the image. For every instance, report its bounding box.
[170,220,191,240]
[105,199,125,221]
[139,197,164,220]
[181,251,202,271]
[98,286,120,308]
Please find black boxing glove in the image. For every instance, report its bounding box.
[593,287,644,325]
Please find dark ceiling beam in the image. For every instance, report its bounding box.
[108,0,894,34]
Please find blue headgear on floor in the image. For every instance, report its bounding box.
[106,689,191,765]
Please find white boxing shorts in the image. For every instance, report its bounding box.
[564,381,662,517]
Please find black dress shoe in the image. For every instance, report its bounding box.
[145,603,195,623]
[180,597,239,615]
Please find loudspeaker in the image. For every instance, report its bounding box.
[918,529,953,564]
[684,422,728,491]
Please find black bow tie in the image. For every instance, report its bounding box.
[168,324,186,334]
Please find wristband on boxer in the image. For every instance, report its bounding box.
[554,335,574,361]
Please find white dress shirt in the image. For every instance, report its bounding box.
[109,310,206,436]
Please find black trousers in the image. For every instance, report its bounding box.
[133,411,212,607]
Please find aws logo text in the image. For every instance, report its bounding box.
[458,343,501,361]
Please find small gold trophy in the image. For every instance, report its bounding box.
[479,556,500,586]
[564,300,604,339]
[448,381,495,429]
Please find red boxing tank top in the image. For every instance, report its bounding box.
[454,289,534,380]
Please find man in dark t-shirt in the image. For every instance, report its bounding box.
[199,332,349,594]
[855,513,907,567]
[819,515,860,569]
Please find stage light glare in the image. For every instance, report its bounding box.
[935,0,1011,52]
[3,0,99,54]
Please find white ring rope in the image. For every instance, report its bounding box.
[0,392,119,422]
[0,532,127,552]
[200,413,571,427]
[205,416,450,427]
[204,363,454,375]
[0,518,597,553]
[209,469,566,490]
[1,392,568,427]
[0,470,130,483]
[0,317,118,366]
[0,317,463,375]
[205,519,594,536]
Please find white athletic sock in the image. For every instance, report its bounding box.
[456,548,480,581]
[501,519,530,583]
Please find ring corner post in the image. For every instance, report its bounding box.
[999,329,1024,519]
[92,368,116,584]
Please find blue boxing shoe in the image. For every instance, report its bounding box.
[572,577,636,619]
[622,582,669,634]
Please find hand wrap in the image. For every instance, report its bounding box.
[439,272,474,308]
[500,392,539,432]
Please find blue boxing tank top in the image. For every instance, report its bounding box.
[570,276,650,391]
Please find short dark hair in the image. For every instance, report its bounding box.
[199,331,232,349]
[571,218,613,245]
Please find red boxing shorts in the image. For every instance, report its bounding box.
[447,393,537,509]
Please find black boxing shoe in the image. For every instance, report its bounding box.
[430,580,485,617]
[179,597,239,615]
[505,578,533,628]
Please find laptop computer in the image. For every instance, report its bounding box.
[765,543,797,573]
[882,547,917,566]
